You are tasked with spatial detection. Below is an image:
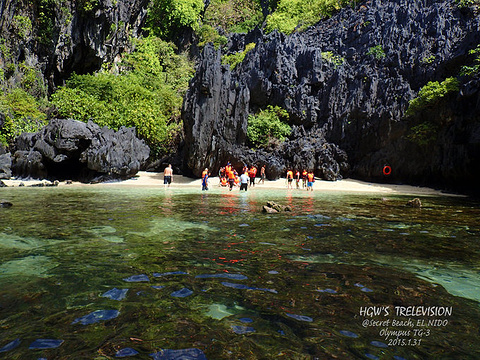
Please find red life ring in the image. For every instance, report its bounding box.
[383,166,392,176]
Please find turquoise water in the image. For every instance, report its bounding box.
[0,186,479,359]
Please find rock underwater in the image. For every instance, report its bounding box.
[11,118,150,182]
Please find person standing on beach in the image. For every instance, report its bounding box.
[302,169,308,188]
[164,164,173,188]
[260,165,266,184]
[307,171,315,191]
[295,170,301,189]
[240,171,249,191]
[202,168,209,191]
[286,169,294,189]
[248,166,257,187]
[227,167,236,191]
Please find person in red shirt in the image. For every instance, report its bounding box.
[286,169,294,189]
[295,170,301,189]
[307,171,315,191]
[248,166,257,187]
[302,169,308,188]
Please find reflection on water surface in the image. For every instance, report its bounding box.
[0,186,479,359]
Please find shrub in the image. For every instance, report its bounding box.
[460,45,480,76]
[37,0,56,45]
[78,0,99,13]
[222,43,256,70]
[146,0,204,40]
[203,0,263,34]
[321,51,345,67]
[265,0,357,34]
[407,122,438,146]
[406,77,459,116]
[455,0,480,8]
[12,15,32,39]
[0,88,47,146]
[247,105,291,148]
[367,45,385,59]
[198,24,228,49]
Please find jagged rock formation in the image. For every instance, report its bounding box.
[182,0,480,193]
[12,118,149,182]
[0,0,149,91]
[0,143,12,179]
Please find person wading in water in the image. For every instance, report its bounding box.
[164,164,173,188]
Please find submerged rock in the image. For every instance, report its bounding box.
[28,339,64,349]
[116,348,139,357]
[0,338,21,353]
[407,198,422,208]
[150,348,207,360]
[0,201,13,208]
[71,309,120,325]
[262,201,292,213]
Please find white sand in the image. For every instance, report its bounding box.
[2,171,460,197]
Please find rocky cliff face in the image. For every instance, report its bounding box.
[182,0,480,193]
[0,0,148,91]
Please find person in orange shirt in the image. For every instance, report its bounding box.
[227,169,235,191]
[307,171,315,191]
[248,166,257,187]
[286,169,294,189]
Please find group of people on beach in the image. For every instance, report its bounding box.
[164,162,315,191]
[286,169,316,191]
[216,162,265,191]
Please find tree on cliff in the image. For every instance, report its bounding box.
[51,36,194,158]
[146,0,204,39]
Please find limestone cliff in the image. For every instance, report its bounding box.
[182,0,480,194]
[0,0,148,91]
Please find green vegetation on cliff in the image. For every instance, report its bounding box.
[406,77,459,116]
[247,105,291,148]
[146,0,204,39]
[222,43,256,70]
[460,45,480,76]
[0,89,48,146]
[265,0,357,34]
[202,0,263,34]
[51,37,194,158]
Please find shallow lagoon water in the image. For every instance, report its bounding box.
[0,185,480,359]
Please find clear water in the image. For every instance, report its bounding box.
[0,186,479,359]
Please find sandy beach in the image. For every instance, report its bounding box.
[2,171,460,197]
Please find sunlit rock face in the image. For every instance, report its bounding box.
[182,0,480,193]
